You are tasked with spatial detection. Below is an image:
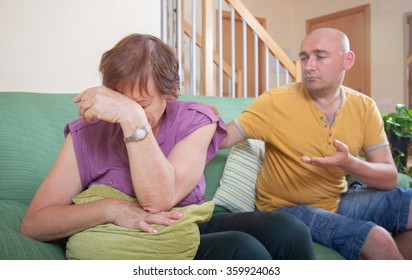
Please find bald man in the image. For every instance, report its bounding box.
[218,28,412,260]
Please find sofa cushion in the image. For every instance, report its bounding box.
[66,185,214,260]
[0,200,66,259]
[213,139,264,212]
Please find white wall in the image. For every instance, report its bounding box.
[0,0,161,93]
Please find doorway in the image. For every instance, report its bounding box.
[306,4,371,97]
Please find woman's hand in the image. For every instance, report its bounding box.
[109,199,184,233]
[73,86,145,124]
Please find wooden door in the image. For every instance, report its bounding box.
[221,12,266,97]
[307,4,370,96]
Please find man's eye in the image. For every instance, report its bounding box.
[300,56,308,62]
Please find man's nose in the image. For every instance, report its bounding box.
[304,56,316,70]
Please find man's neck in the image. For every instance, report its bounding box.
[309,88,342,126]
[311,90,341,107]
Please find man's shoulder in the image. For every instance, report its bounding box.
[342,85,369,97]
[260,82,305,105]
[342,86,375,104]
[266,82,304,95]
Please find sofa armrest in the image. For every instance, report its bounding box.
[0,200,66,259]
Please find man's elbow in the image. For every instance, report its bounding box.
[219,136,229,149]
[391,172,399,189]
[386,170,399,190]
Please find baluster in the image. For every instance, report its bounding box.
[254,32,259,97]
[275,57,280,87]
[218,0,223,97]
[176,0,182,87]
[230,4,236,98]
[242,19,247,98]
[265,45,269,91]
[161,0,167,43]
[190,0,196,95]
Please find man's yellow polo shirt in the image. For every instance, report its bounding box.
[235,82,388,212]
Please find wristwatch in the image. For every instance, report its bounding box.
[123,123,151,143]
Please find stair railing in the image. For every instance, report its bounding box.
[161,0,301,98]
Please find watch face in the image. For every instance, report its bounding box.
[134,128,147,139]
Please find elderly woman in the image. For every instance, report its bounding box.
[20,33,314,260]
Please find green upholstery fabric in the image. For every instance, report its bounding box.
[0,92,78,205]
[0,200,66,259]
[398,173,412,188]
[313,243,345,260]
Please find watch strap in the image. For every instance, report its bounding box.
[123,123,151,143]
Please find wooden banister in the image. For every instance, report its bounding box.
[182,19,242,97]
[183,20,236,77]
[226,0,298,80]
[169,0,300,97]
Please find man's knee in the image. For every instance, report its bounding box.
[361,226,403,260]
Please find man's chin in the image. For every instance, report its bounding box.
[303,81,321,92]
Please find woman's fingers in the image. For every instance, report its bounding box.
[132,211,184,233]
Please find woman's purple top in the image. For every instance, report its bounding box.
[64,100,227,206]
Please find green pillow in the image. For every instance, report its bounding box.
[66,185,214,260]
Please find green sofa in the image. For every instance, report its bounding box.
[1,92,410,260]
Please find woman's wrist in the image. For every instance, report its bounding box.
[97,198,123,224]
[119,106,148,136]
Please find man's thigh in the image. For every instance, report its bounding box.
[277,205,373,260]
[338,182,412,233]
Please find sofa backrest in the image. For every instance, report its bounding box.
[0,92,78,205]
[0,92,254,205]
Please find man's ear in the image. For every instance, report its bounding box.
[344,51,355,71]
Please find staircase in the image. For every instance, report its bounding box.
[161,0,301,98]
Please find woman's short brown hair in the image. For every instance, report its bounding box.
[99,33,180,98]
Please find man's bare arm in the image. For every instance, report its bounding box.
[220,121,246,148]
